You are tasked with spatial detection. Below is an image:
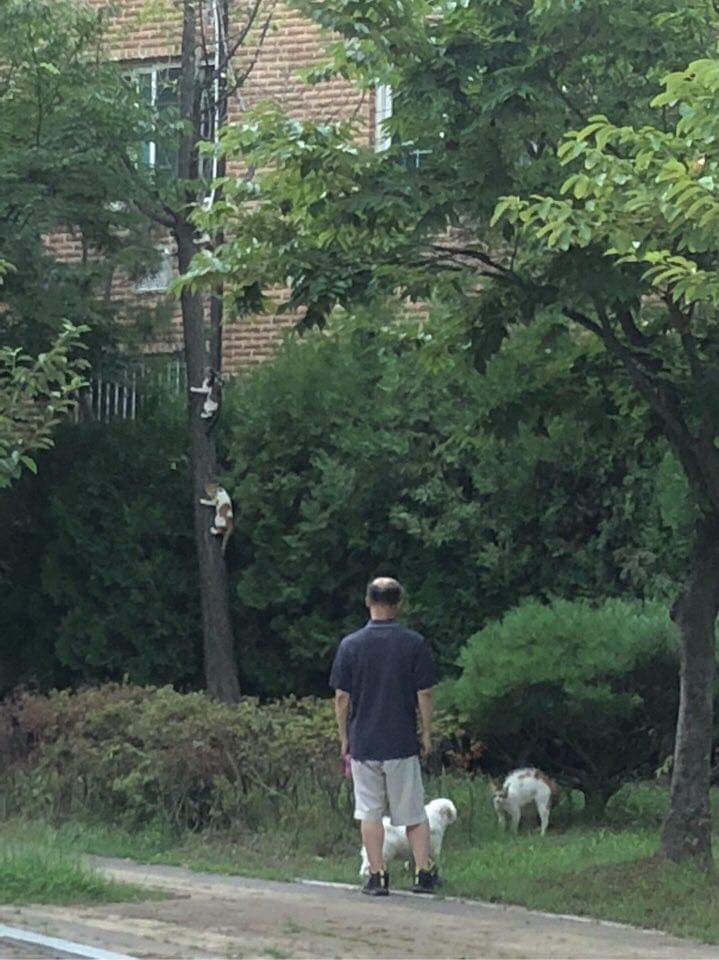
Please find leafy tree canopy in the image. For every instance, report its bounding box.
[0,0,165,361]
[495,56,719,513]
[0,0,174,484]
[0,321,86,487]
[186,0,717,338]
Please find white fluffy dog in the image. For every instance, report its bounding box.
[359,798,457,876]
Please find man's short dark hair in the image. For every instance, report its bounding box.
[366,578,403,607]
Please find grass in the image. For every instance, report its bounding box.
[0,825,156,905]
[1,778,717,941]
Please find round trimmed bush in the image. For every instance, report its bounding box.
[440,598,685,816]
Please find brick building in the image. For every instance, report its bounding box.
[68,0,387,375]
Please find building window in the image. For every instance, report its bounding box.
[132,65,182,172]
[375,84,393,153]
[374,83,432,169]
[134,245,174,293]
[130,64,216,178]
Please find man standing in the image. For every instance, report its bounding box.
[330,577,438,896]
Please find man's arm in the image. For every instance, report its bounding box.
[334,689,351,758]
[417,688,433,757]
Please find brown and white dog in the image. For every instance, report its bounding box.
[359,798,457,876]
[491,769,561,836]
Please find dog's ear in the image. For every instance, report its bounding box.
[438,800,456,823]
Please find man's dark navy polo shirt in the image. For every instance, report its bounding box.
[329,618,437,762]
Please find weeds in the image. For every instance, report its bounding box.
[0,824,152,904]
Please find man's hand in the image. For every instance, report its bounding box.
[334,689,350,760]
[418,688,433,759]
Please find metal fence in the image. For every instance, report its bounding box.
[75,358,186,423]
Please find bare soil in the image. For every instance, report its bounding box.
[0,857,717,960]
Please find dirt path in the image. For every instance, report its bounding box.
[0,857,716,960]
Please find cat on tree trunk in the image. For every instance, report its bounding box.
[200,480,234,555]
[190,368,222,424]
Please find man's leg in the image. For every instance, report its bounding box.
[406,820,430,870]
[384,757,438,894]
[351,760,390,895]
[361,819,385,874]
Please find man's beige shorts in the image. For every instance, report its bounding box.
[350,756,427,826]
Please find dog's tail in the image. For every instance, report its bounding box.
[535,770,562,805]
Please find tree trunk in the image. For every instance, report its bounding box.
[660,514,719,868]
[580,783,614,822]
[175,0,239,702]
[209,292,223,371]
[176,221,240,702]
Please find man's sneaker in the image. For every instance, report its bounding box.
[412,862,439,894]
[361,870,389,896]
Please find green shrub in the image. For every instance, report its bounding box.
[0,684,341,830]
[0,311,691,698]
[606,782,671,827]
[439,598,689,816]
[218,311,687,695]
[0,409,200,695]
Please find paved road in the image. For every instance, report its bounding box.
[0,938,65,959]
[0,936,81,959]
[0,857,717,960]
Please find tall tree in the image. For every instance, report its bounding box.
[0,0,275,698]
[136,0,276,701]
[493,59,719,866]
[185,0,719,857]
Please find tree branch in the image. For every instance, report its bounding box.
[120,155,177,228]
[427,244,524,285]
[667,296,703,381]
[564,305,719,510]
[666,299,717,445]
[224,0,265,61]
[226,1,277,94]
[565,306,689,443]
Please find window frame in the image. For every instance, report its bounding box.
[128,62,182,170]
[128,61,217,180]
[134,244,174,294]
[374,83,432,169]
[375,83,393,153]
